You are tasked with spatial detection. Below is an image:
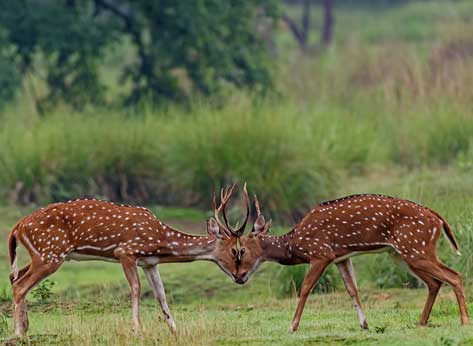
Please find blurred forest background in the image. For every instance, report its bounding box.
[1,0,472,218]
[1,0,473,294]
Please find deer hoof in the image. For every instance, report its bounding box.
[168,320,177,335]
[288,324,298,334]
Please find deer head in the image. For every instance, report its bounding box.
[207,183,251,283]
[232,194,272,284]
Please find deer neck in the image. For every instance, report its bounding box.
[258,232,296,265]
[156,228,216,263]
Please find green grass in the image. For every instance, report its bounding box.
[2,1,473,344]
[3,287,473,346]
[2,168,473,345]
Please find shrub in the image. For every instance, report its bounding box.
[31,279,55,303]
[272,264,338,297]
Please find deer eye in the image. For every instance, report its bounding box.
[240,248,246,256]
[231,248,238,257]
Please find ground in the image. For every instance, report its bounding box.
[1,261,472,345]
[1,169,473,345]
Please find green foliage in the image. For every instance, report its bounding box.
[0,0,277,110]
[273,264,338,297]
[0,30,21,108]
[0,101,339,219]
[0,1,114,111]
[160,100,335,219]
[32,279,56,303]
[0,313,8,336]
[0,285,11,302]
[358,253,421,289]
[0,92,472,218]
[0,56,21,108]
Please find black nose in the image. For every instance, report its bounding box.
[241,271,248,278]
[232,273,245,284]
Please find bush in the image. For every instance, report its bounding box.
[161,99,336,220]
[0,100,340,220]
[0,90,472,220]
[32,279,56,303]
[272,264,338,297]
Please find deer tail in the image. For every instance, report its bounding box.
[429,209,461,256]
[8,222,21,283]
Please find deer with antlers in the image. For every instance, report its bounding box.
[8,184,249,336]
[233,193,469,332]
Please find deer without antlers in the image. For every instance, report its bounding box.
[8,185,250,336]
[233,193,469,332]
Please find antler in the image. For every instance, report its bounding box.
[212,183,250,237]
[212,183,236,237]
[254,193,261,216]
[222,183,250,237]
[252,193,271,234]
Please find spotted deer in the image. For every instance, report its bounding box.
[233,193,469,332]
[8,184,249,336]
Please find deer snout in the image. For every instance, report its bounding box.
[231,271,247,284]
[233,271,248,285]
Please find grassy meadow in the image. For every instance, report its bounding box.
[1,170,473,345]
[2,0,473,345]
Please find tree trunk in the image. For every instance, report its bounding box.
[321,0,334,45]
[282,0,311,51]
[301,0,311,48]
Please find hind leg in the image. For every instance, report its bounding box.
[405,264,442,326]
[12,259,62,336]
[9,264,31,284]
[406,257,469,325]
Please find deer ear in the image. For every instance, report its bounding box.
[207,218,226,239]
[262,219,272,234]
[252,215,266,235]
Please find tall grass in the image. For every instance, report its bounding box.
[0,93,472,219]
[1,0,473,220]
[0,102,339,219]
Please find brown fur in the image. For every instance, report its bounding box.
[236,194,469,331]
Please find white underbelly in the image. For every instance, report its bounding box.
[333,246,393,264]
[137,256,160,267]
[65,252,119,263]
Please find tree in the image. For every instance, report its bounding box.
[282,0,335,52]
[0,0,278,110]
[321,0,334,45]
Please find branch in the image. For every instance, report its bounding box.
[281,14,305,47]
[94,0,132,27]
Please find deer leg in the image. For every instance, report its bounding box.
[405,265,441,326]
[336,258,368,329]
[12,259,62,336]
[119,255,141,332]
[436,262,469,325]
[410,258,469,325]
[289,259,330,333]
[9,264,31,284]
[143,265,177,335]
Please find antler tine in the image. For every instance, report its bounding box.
[222,184,236,206]
[221,183,240,237]
[213,183,240,237]
[213,190,231,237]
[234,182,250,236]
[254,194,261,217]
